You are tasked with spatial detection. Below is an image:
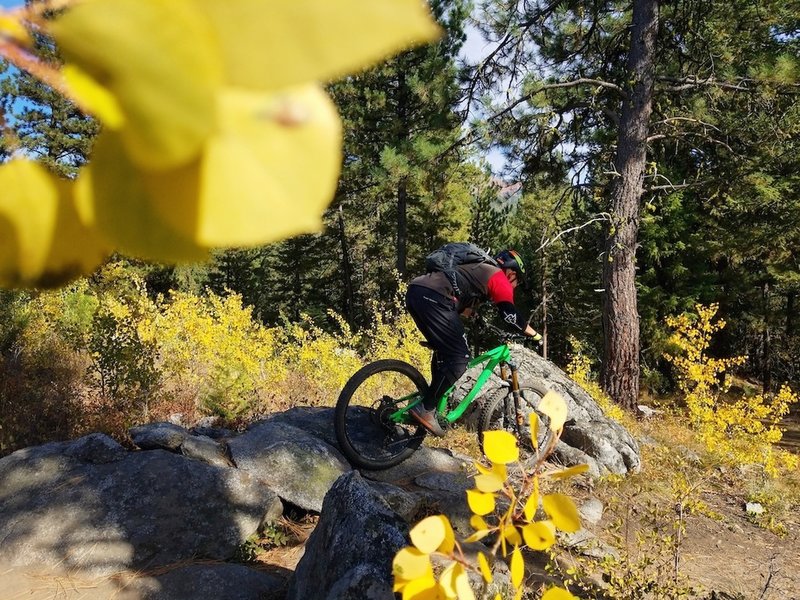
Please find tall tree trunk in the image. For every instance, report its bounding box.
[601,0,659,412]
[397,177,408,276]
[337,204,355,322]
[541,248,549,360]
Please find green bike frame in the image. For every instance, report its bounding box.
[389,343,511,424]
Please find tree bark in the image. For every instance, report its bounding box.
[601,0,659,412]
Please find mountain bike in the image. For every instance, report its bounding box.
[334,320,553,470]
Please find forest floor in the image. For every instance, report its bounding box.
[2,411,799,600]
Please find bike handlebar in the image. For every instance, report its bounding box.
[474,314,539,347]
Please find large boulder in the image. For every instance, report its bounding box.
[286,471,409,600]
[133,564,286,600]
[228,420,351,511]
[451,344,640,475]
[0,435,282,576]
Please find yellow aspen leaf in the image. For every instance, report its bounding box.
[477,552,493,584]
[482,430,519,464]
[466,489,496,516]
[521,521,556,550]
[77,134,209,262]
[523,487,540,522]
[0,160,108,288]
[547,464,590,480]
[542,587,578,600]
[402,575,444,600]
[510,545,524,589]
[0,159,57,285]
[0,14,31,45]
[530,411,539,449]
[474,461,507,480]
[438,516,456,554]
[192,0,440,89]
[542,494,581,533]
[474,472,505,493]
[464,529,491,543]
[49,0,222,170]
[393,547,432,580]
[470,514,489,532]
[409,515,447,555]
[62,64,125,129]
[454,565,475,600]
[148,85,341,247]
[43,178,110,286]
[538,391,568,432]
[502,524,522,546]
[438,563,459,599]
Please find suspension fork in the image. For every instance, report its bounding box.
[500,361,525,437]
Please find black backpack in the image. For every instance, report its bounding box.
[425,242,498,298]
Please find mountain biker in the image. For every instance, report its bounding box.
[405,248,543,437]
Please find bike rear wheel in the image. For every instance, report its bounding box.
[334,359,428,470]
[477,380,554,465]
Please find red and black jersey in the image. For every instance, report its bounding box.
[409,263,526,331]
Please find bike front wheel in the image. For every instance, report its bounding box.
[477,380,554,465]
[334,359,428,470]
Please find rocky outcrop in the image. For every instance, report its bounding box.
[451,344,641,475]
[286,471,408,600]
[0,436,282,576]
[0,357,643,598]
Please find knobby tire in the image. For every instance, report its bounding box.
[334,359,428,470]
[477,380,554,464]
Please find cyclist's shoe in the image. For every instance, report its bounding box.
[409,404,445,438]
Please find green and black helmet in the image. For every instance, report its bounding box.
[494,249,527,286]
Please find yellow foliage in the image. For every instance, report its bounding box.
[665,304,799,477]
[566,338,626,423]
[394,398,581,600]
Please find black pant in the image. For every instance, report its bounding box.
[405,285,471,410]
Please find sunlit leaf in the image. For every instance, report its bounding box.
[149,85,341,247]
[474,461,507,480]
[547,464,590,480]
[0,160,108,288]
[474,471,505,493]
[542,587,578,600]
[466,489,496,516]
[402,574,444,600]
[0,14,31,45]
[464,529,491,543]
[523,485,540,522]
[62,64,125,129]
[438,563,458,599]
[510,545,524,589]
[77,134,209,262]
[538,391,568,432]
[521,520,556,550]
[454,565,475,600]
[393,547,432,580]
[477,552,493,584]
[50,0,222,169]
[482,430,519,464]
[439,515,456,554]
[530,411,539,449]
[192,0,441,89]
[542,493,581,533]
[410,515,447,555]
[502,523,522,546]
[470,514,489,532]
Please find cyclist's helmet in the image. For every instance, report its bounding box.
[494,249,527,287]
